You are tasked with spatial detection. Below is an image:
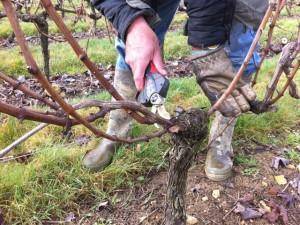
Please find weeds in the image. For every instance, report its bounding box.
[234,154,258,167]
[285,150,300,164]
[0,11,299,224]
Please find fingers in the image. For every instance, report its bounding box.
[232,90,250,112]
[239,84,256,101]
[131,60,148,91]
[152,48,167,75]
[218,94,241,117]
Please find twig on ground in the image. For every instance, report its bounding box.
[0,123,48,158]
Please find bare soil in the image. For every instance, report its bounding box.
[79,140,300,225]
[0,60,192,107]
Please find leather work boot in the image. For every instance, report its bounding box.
[82,70,137,170]
[205,111,237,181]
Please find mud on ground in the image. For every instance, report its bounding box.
[0,60,192,107]
[79,138,300,225]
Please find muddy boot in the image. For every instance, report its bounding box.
[82,70,137,170]
[205,111,237,181]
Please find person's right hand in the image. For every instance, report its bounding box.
[125,17,166,91]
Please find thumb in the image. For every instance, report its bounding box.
[132,62,147,91]
[152,48,167,75]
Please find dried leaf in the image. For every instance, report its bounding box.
[259,200,271,213]
[97,201,113,212]
[279,205,288,225]
[274,175,287,185]
[265,209,279,223]
[202,196,208,202]
[286,164,296,170]
[265,201,289,225]
[261,181,268,187]
[290,176,300,195]
[212,189,220,199]
[238,193,254,203]
[186,214,198,225]
[75,135,91,146]
[271,157,290,169]
[278,192,299,207]
[234,202,263,220]
[65,212,75,222]
[268,186,280,196]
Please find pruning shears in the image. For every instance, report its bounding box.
[136,63,171,126]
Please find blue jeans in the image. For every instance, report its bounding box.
[115,3,260,77]
[225,19,260,77]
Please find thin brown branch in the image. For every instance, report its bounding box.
[0,71,59,110]
[40,0,172,127]
[208,3,274,116]
[269,59,300,104]
[1,0,120,141]
[252,0,283,87]
[263,40,299,104]
[54,4,102,20]
[0,99,67,126]
[73,100,172,126]
[0,99,168,143]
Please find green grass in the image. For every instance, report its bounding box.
[261,17,299,45]
[285,150,300,164]
[234,154,258,167]
[0,12,299,224]
[0,31,189,76]
[0,0,107,39]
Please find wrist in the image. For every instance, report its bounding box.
[126,17,149,39]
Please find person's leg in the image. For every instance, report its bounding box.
[205,20,260,181]
[83,0,180,170]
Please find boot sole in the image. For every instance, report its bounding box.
[205,167,232,182]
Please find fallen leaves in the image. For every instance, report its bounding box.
[97,201,113,212]
[268,186,280,196]
[271,157,289,169]
[75,135,91,146]
[234,202,263,220]
[278,192,298,207]
[274,175,287,185]
[290,176,300,194]
[201,196,208,202]
[64,212,76,223]
[259,200,271,213]
[186,214,198,225]
[212,190,220,199]
[264,201,288,225]
[234,193,263,220]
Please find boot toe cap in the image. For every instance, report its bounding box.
[82,141,116,171]
[205,156,233,181]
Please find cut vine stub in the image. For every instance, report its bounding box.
[165,108,208,225]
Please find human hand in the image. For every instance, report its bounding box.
[192,48,256,117]
[125,17,166,91]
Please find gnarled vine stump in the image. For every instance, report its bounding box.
[165,108,208,225]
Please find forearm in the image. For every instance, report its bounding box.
[91,0,157,41]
